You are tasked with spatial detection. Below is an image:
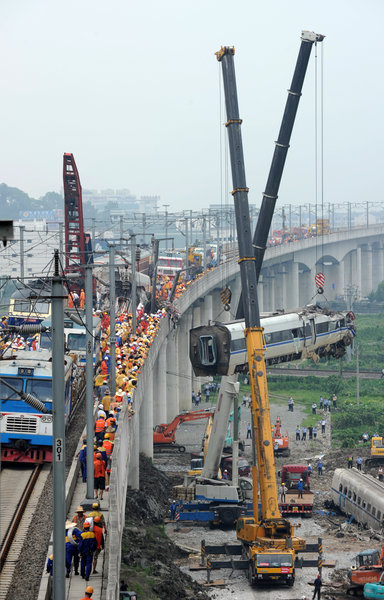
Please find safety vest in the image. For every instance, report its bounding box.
[95,419,105,433]
[103,440,113,456]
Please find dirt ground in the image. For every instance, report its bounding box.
[121,397,382,600]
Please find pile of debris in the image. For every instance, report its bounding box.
[120,454,209,600]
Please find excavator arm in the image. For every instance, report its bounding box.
[153,409,215,444]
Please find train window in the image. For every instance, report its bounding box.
[377,511,381,520]
[0,377,23,400]
[362,500,366,509]
[67,333,86,351]
[304,323,311,337]
[33,301,50,314]
[264,333,272,344]
[328,321,338,331]
[358,497,361,505]
[343,486,347,495]
[316,321,329,334]
[372,507,376,516]
[368,503,371,512]
[339,318,345,327]
[13,300,31,312]
[199,336,217,365]
[348,490,352,499]
[231,337,246,352]
[26,379,52,403]
[291,328,303,338]
[339,484,343,492]
[353,492,357,502]
[270,330,292,343]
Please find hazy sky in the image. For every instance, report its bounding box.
[1,1,383,213]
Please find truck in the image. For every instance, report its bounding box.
[172,474,253,526]
[192,34,324,586]
[280,465,314,517]
[153,409,214,452]
[365,437,384,468]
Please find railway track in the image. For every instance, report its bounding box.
[267,367,380,379]
[0,464,51,600]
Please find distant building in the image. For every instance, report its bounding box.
[83,189,159,215]
[0,220,61,279]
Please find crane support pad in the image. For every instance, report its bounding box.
[203,543,243,555]
[208,559,249,570]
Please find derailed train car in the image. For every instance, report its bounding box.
[331,468,384,531]
[190,305,355,376]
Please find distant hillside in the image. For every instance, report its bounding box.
[0,183,97,220]
[0,183,62,219]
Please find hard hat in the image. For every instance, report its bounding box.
[94,516,101,523]
[96,452,102,458]
[49,554,53,560]
[83,521,91,528]
[92,502,99,509]
[98,404,104,409]
[85,586,94,594]
[65,520,76,528]
[104,433,110,438]
[76,505,84,512]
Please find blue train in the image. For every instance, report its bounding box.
[0,348,73,463]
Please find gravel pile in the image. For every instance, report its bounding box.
[6,391,86,600]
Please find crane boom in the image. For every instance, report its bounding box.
[236,30,325,318]
[63,153,86,276]
[216,45,278,517]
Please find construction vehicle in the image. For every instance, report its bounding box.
[153,409,214,452]
[348,544,384,592]
[365,437,384,468]
[279,465,314,517]
[272,417,290,457]
[172,475,252,526]
[63,153,94,293]
[308,219,330,236]
[190,33,325,586]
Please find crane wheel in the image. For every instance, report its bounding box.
[178,446,186,453]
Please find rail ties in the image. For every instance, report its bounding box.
[0,465,41,569]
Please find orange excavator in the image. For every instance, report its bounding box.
[348,544,384,591]
[153,409,215,452]
[272,417,290,457]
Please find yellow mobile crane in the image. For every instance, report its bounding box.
[191,33,324,587]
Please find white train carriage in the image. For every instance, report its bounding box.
[0,348,73,463]
[331,468,384,531]
[190,305,355,376]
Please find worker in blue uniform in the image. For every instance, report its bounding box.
[65,521,82,577]
[78,521,96,581]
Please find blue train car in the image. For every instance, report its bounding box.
[0,348,73,463]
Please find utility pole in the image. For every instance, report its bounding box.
[19,225,25,280]
[163,205,169,250]
[120,215,124,250]
[150,236,160,314]
[109,245,116,397]
[92,218,96,252]
[131,234,137,336]
[59,222,64,261]
[185,214,189,268]
[202,215,207,272]
[84,263,95,503]
[356,343,360,406]
[51,249,66,600]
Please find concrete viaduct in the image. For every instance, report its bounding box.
[105,223,384,597]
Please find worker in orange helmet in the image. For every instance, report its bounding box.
[80,289,85,309]
[80,585,94,599]
[68,292,74,308]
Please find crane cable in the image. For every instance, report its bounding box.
[314,39,325,283]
